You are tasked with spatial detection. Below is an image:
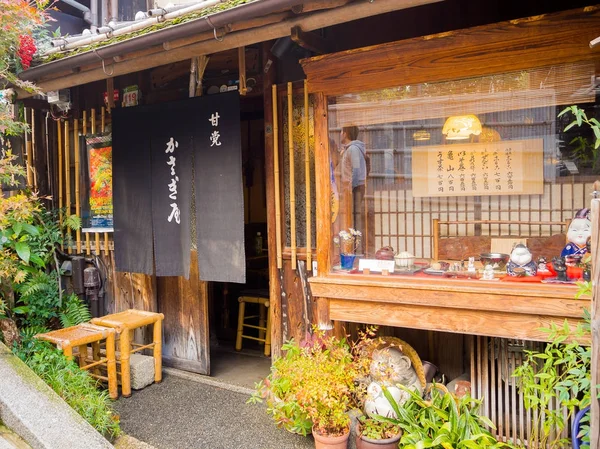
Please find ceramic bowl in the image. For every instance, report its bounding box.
[395,252,415,268]
[479,253,510,270]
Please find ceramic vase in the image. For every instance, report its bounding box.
[312,427,350,449]
[340,254,356,270]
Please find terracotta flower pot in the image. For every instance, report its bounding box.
[355,423,402,449]
[312,426,350,449]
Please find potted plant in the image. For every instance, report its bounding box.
[333,228,362,269]
[355,414,401,449]
[248,327,367,449]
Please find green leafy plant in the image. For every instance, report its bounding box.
[59,294,92,328]
[512,314,592,448]
[559,105,600,173]
[380,384,513,449]
[14,335,121,440]
[248,328,367,437]
[356,414,401,440]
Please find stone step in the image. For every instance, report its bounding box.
[0,424,32,449]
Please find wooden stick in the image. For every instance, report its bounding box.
[91,109,100,252]
[304,80,312,267]
[238,46,247,95]
[74,119,81,254]
[101,106,105,133]
[24,108,33,187]
[65,120,71,253]
[189,57,198,98]
[272,84,282,269]
[432,218,439,260]
[57,119,63,229]
[288,82,296,270]
[83,111,90,256]
[30,109,37,190]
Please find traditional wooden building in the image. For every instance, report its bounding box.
[13,0,600,444]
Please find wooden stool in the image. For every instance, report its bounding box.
[91,309,164,398]
[35,323,118,399]
[235,294,271,357]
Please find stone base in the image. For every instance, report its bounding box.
[129,354,155,390]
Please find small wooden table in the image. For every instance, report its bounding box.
[35,323,118,399]
[91,309,164,397]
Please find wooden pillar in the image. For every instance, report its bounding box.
[314,91,330,276]
[590,195,600,448]
[262,41,282,358]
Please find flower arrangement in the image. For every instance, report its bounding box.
[334,228,362,255]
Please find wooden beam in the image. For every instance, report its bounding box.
[314,92,330,276]
[302,5,600,95]
[21,0,442,96]
[291,26,334,55]
[591,195,600,447]
[262,41,282,358]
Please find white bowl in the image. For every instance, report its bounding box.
[394,252,415,268]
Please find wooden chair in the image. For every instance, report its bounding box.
[432,219,569,261]
[235,289,271,357]
[91,309,164,398]
[36,323,118,399]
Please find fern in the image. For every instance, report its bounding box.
[59,294,91,328]
[17,271,56,298]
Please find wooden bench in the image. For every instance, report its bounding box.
[432,219,569,261]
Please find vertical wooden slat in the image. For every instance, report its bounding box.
[497,339,504,439]
[304,80,312,267]
[476,336,482,403]
[30,109,37,189]
[74,119,81,253]
[272,84,283,270]
[314,92,330,276]
[511,350,517,445]
[101,108,109,256]
[491,337,497,432]
[503,340,510,442]
[432,218,439,260]
[482,335,489,421]
[590,195,600,448]
[470,335,476,400]
[287,82,297,270]
[64,120,71,253]
[518,350,525,446]
[24,108,33,187]
[57,120,64,229]
[83,111,91,256]
[91,109,100,254]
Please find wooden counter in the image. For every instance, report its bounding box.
[309,274,590,343]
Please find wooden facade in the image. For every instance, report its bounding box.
[16,1,600,444]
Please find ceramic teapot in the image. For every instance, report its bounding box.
[375,246,395,260]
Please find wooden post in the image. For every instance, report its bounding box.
[272,84,283,270]
[590,195,600,448]
[314,92,330,276]
[304,80,312,267]
[64,120,71,253]
[287,82,297,270]
[74,119,81,253]
[91,109,100,255]
[238,46,247,95]
[57,119,63,230]
[30,109,37,190]
[433,218,440,260]
[189,57,198,98]
[100,108,109,256]
[83,111,91,256]
[24,108,33,187]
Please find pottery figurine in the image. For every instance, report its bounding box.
[507,244,537,276]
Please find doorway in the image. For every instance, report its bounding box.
[207,95,271,388]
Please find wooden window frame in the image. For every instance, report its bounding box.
[304,5,599,341]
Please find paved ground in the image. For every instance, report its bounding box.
[113,371,315,449]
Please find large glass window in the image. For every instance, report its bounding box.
[328,62,598,276]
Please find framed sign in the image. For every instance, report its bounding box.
[411,138,543,197]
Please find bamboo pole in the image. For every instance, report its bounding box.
[91,109,100,255]
[74,119,81,254]
[83,111,90,256]
[272,84,282,269]
[57,119,63,230]
[287,82,296,270]
[30,109,37,190]
[24,108,33,187]
[64,120,71,253]
[101,108,109,256]
[304,80,312,267]
[591,194,600,448]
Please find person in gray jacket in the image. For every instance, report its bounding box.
[340,125,367,253]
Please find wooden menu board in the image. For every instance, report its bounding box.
[412,139,543,197]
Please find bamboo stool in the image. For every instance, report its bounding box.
[91,309,164,398]
[235,292,271,357]
[35,323,118,399]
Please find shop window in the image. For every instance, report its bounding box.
[328,62,598,274]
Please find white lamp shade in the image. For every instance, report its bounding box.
[442,114,482,140]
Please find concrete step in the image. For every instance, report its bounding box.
[0,424,32,449]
